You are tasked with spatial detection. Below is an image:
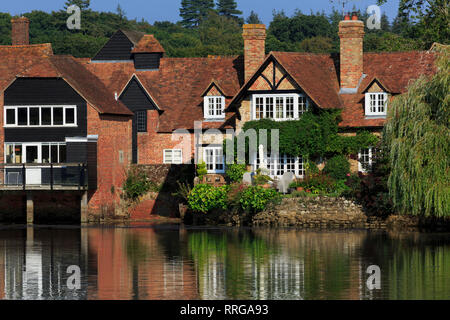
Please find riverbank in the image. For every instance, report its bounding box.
[252,197,450,232]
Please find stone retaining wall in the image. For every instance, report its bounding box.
[253,197,386,229]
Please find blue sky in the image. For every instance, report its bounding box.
[3,0,401,24]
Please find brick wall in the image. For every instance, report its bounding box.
[243,24,266,82]
[137,110,195,164]
[86,104,132,215]
[338,20,365,89]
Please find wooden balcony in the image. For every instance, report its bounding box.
[0,163,87,191]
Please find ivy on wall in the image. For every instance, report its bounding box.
[224,110,379,162]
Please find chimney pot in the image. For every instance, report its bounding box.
[11,16,30,45]
[344,13,351,21]
[351,12,358,20]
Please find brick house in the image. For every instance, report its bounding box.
[0,18,133,222]
[0,14,438,222]
[86,14,436,176]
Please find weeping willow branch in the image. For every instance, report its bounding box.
[382,49,450,217]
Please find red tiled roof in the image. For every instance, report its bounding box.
[0,43,53,92]
[272,52,342,109]
[359,51,437,94]
[0,44,132,116]
[87,56,244,132]
[340,51,437,128]
[131,35,165,54]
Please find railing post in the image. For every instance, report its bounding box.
[78,163,81,190]
[22,163,26,190]
[50,163,54,191]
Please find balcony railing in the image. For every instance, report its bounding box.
[0,163,87,191]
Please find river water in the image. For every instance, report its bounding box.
[0,224,448,300]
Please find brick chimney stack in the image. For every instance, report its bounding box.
[338,16,365,90]
[242,24,266,82]
[11,17,30,45]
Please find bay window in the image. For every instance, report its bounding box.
[252,94,308,121]
[252,152,305,178]
[4,106,77,127]
[365,93,387,116]
[204,96,225,120]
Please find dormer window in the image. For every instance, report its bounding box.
[365,93,387,116]
[204,96,225,120]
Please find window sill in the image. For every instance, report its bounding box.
[203,118,225,122]
[364,115,386,120]
[4,125,78,128]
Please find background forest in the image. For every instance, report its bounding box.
[0,0,448,58]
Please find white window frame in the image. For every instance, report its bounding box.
[358,147,374,172]
[251,151,305,178]
[203,96,225,120]
[365,93,388,116]
[163,149,183,164]
[203,146,225,174]
[4,142,67,164]
[3,106,77,128]
[252,94,308,121]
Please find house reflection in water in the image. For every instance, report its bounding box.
[87,227,199,300]
[0,227,448,300]
[0,227,87,299]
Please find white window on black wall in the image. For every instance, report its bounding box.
[136,110,147,132]
[4,106,77,127]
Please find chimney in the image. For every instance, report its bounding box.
[11,16,30,45]
[242,24,266,82]
[338,16,365,90]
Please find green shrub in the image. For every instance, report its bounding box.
[188,184,229,213]
[225,164,247,183]
[239,186,280,214]
[123,167,153,200]
[253,174,272,185]
[196,162,207,179]
[296,173,336,194]
[323,155,350,180]
[305,159,320,176]
[172,181,193,204]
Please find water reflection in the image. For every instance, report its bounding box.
[0,225,448,300]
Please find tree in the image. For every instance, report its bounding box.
[217,0,242,18]
[116,4,126,21]
[246,11,262,24]
[379,0,450,47]
[180,0,215,28]
[297,36,334,53]
[382,49,449,217]
[64,0,90,10]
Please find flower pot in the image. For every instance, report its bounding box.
[296,187,304,192]
[262,183,271,189]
